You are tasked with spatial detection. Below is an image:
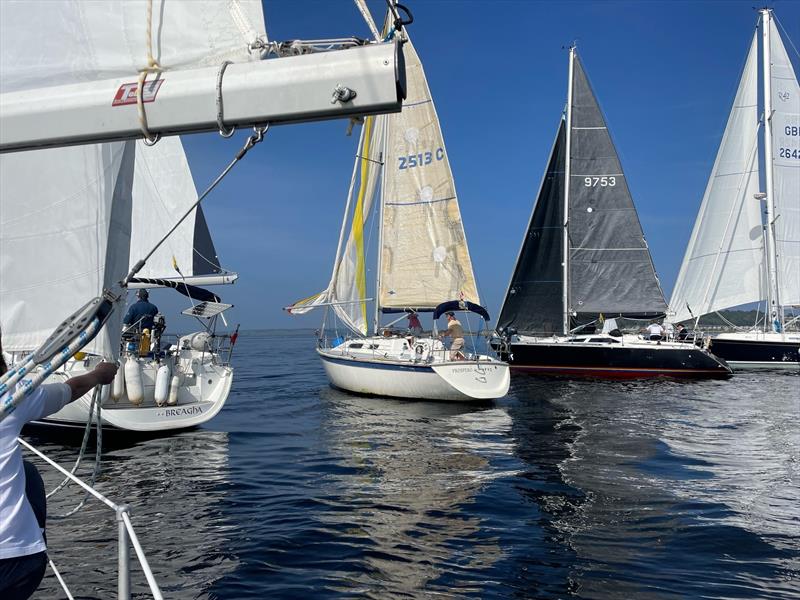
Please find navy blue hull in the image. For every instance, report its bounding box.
[709,338,799,368]
[499,342,731,378]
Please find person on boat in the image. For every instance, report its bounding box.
[441,312,466,360]
[676,323,690,341]
[407,311,423,336]
[122,289,159,332]
[646,321,665,341]
[0,342,117,600]
[664,321,675,340]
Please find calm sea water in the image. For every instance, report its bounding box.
[25,329,800,599]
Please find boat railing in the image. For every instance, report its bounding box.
[18,437,163,600]
[321,330,488,364]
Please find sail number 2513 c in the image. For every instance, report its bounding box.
[584,176,616,187]
[398,148,445,169]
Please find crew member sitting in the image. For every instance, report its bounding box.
[123,289,159,332]
[441,311,466,360]
[646,321,665,341]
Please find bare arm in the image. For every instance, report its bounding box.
[66,362,118,401]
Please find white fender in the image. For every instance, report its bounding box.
[111,357,126,402]
[154,364,171,407]
[124,359,144,406]
[167,373,182,406]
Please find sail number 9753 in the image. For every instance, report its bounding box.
[584,176,616,187]
[398,148,444,170]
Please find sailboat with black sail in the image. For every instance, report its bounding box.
[669,9,799,370]
[495,47,731,378]
[287,22,509,401]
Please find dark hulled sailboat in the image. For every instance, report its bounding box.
[494,47,731,378]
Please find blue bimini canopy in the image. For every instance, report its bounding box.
[432,300,491,321]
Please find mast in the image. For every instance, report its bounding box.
[373,116,389,334]
[562,46,575,335]
[761,8,782,331]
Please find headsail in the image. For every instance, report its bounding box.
[669,34,762,323]
[130,138,231,286]
[285,114,385,335]
[378,36,479,312]
[567,54,667,321]
[497,121,566,335]
[0,1,265,356]
[0,142,135,357]
[769,19,800,307]
[0,0,266,94]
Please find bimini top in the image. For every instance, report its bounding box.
[432,301,490,321]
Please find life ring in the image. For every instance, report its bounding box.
[414,342,429,359]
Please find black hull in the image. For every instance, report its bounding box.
[500,342,731,378]
[709,338,800,369]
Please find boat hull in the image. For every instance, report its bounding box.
[709,334,800,370]
[25,351,233,432]
[500,339,731,378]
[318,350,510,401]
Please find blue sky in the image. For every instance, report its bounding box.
[157,0,800,331]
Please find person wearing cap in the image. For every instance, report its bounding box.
[441,312,466,360]
[0,336,117,599]
[122,289,159,332]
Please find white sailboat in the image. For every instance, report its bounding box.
[669,9,800,370]
[0,2,265,431]
[287,25,509,402]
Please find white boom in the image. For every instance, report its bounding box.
[0,42,405,153]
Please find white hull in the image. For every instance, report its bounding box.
[23,344,233,432]
[318,337,509,401]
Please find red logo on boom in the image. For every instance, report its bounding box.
[112,79,164,106]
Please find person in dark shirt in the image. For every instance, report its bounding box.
[122,289,159,332]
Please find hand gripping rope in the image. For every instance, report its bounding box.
[0,125,270,422]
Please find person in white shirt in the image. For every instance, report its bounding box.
[0,344,117,600]
[646,322,665,341]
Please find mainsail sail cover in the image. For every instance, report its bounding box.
[497,122,566,335]
[669,34,763,323]
[769,19,800,307]
[567,54,667,320]
[130,137,227,284]
[378,36,479,312]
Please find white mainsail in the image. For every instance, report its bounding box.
[669,34,763,323]
[130,138,228,284]
[769,19,800,307]
[0,1,266,357]
[378,37,479,310]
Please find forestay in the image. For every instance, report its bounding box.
[378,36,479,311]
[669,34,763,323]
[769,20,800,307]
[567,54,667,318]
[130,138,225,283]
[497,122,566,335]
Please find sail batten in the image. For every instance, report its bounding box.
[669,33,763,322]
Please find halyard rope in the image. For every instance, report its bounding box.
[137,0,163,145]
